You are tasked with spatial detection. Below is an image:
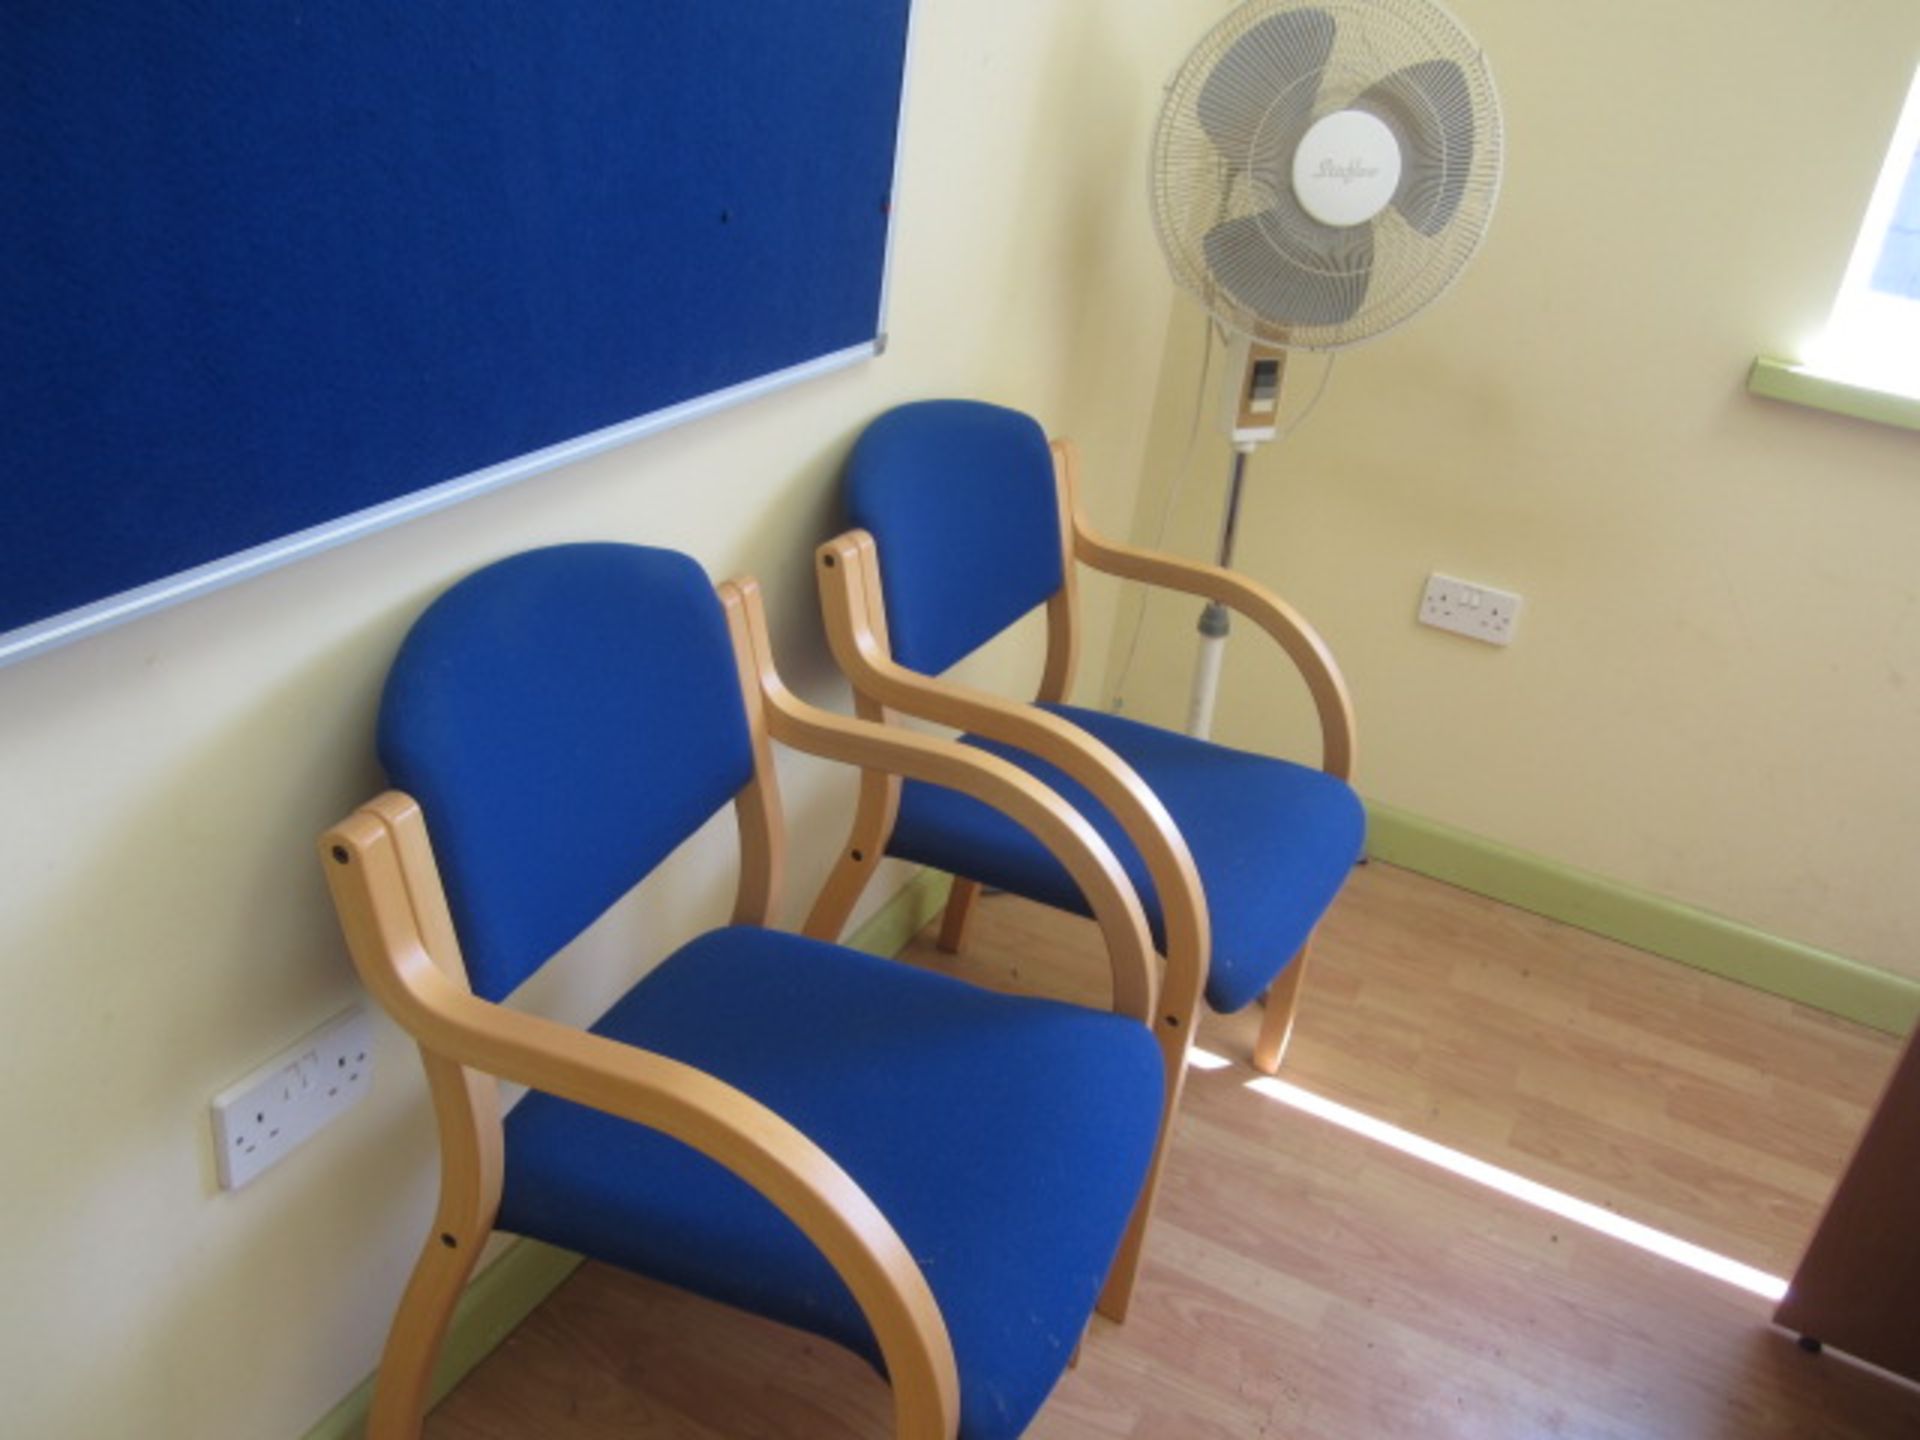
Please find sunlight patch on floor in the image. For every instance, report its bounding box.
[1246,1075,1790,1301]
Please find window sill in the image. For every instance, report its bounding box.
[1748,356,1920,434]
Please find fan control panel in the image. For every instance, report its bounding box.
[1228,340,1288,445]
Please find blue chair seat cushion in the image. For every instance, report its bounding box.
[888,704,1367,1014]
[497,926,1164,1440]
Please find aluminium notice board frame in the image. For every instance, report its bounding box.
[0,1,915,668]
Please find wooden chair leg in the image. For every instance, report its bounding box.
[365,1053,502,1440]
[802,768,898,943]
[1252,941,1311,1075]
[366,1217,490,1439]
[1095,953,1202,1325]
[1096,1175,1153,1323]
[1096,1053,1189,1323]
[937,877,982,954]
[805,845,881,944]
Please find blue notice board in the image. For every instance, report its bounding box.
[0,1,912,664]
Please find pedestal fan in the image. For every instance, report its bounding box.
[1149,0,1505,735]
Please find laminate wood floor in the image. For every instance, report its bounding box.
[424,863,1920,1438]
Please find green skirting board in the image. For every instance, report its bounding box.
[1364,802,1920,1039]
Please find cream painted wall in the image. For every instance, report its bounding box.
[0,5,1198,1434]
[1113,2,1920,980]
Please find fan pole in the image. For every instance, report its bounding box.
[1185,443,1254,739]
[1186,334,1283,740]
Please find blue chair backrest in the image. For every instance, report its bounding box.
[378,544,754,1002]
[845,400,1065,676]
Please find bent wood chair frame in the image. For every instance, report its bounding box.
[320,574,1160,1440]
[805,437,1358,1316]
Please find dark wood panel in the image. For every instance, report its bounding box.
[1777,1019,1920,1382]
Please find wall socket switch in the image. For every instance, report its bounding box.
[210,1005,373,1190]
[1418,572,1523,646]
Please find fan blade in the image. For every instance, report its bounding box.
[1202,202,1372,328]
[1197,7,1337,171]
[1353,58,1475,236]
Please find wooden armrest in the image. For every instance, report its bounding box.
[321,802,961,1440]
[810,532,1208,1042]
[1059,439,1355,781]
[719,577,1156,1025]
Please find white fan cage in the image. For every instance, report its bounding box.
[1150,0,1505,350]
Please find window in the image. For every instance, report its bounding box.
[1802,63,1920,400]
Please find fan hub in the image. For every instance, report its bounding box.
[1290,109,1402,228]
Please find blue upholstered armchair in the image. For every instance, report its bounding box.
[804,399,1367,1318]
[320,544,1169,1440]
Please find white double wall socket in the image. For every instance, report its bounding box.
[1419,572,1523,646]
[210,1004,373,1190]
